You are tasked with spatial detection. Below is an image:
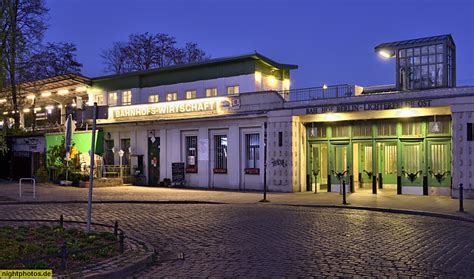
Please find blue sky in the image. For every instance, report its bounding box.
[44,0,473,88]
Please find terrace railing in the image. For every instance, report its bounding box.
[279,84,354,101]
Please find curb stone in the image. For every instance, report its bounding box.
[62,236,156,279]
[272,203,474,223]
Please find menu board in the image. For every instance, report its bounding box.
[172,162,185,185]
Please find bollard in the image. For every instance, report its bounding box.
[119,231,125,253]
[114,221,119,237]
[60,243,68,269]
[59,215,64,229]
[342,180,347,205]
[459,183,464,213]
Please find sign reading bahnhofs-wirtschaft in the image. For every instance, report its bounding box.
[107,97,240,121]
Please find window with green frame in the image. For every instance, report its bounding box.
[332,124,350,138]
[401,120,423,136]
[377,120,397,137]
[353,122,372,137]
[427,116,451,135]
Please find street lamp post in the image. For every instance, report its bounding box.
[118,149,124,178]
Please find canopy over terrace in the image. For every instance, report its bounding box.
[0,74,91,130]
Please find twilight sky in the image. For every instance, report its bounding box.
[44,0,473,89]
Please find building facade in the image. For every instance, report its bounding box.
[2,36,473,198]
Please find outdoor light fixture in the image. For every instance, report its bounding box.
[2,112,8,115]
[58,89,69,95]
[41,91,51,97]
[268,75,277,87]
[45,105,54,113]
[397,107,417,118]
[26,94,36,100]
[378,49,395,59]
[324,113,340,122]
[254,71,262,82]
[322,84,328,90]
[23,108,31,113]
[34,107,42,112]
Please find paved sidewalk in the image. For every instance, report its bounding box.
[1,181,473,218]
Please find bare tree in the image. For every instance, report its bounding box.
[2,0,47,128]
[21,42,82,81]
[101,32,208,74]
[101,42,133,74]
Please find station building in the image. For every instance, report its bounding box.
[2,35,474,198]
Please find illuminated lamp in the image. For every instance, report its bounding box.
[322,84,328,90]
[255,71,262,82]
[0,98,6,103]
[26,94,36,100]
[41,91,51,97]
[268,75,277,87]
[283,79,290,89]
[397,108,418,118]
[23,108,31,113]
[378,49,395,59]
[45,105,55,113]
[58,89,69,95]
[76,86,87,92]
[34,107,42,113]
[324,113,340,122]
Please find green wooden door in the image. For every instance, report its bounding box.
[427,140,451,187]
[377,142,397,184]
[330,143,350,191]
[309,143,328,191]
[359,142,373,185]
[148,137,160,186]
[401,141,424,187]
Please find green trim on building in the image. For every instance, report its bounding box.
[91,53,297,92]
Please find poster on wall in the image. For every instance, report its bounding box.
[198,139,209,161]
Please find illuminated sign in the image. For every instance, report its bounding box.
[306,99,432,114]
[107,97,240,121]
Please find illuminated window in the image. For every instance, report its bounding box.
[186,90,197,99]
[401,120,423,136]
[214,135,228,171]
[108,92,117,106]
[332,124,349,138]
[226,85,239,94]
[377,120,397,136]
[185,136,197,172]
[245,134,260,169]
[353,122,372,137]
[122,90,132,105]
[148,94,159,103]
[94,93,104,105]
[166,92,177,101]
[206,88,217,97]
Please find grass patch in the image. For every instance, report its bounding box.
[0,225,119,273]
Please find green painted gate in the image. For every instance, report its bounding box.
[427,140,451,187]
[401,141,424,187]
[377,141,398,185]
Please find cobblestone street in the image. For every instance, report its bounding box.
[1,203,474,277]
